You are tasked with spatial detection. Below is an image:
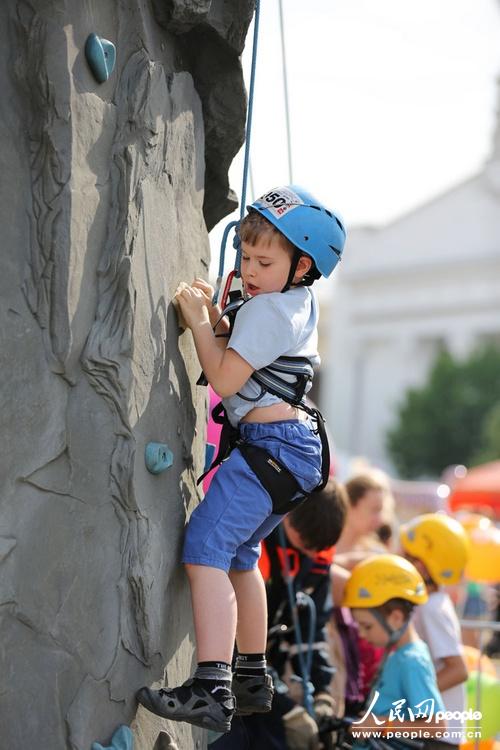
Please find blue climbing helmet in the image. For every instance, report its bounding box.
[247,185,346,280]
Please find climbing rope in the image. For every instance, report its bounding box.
[278,524,317,717]
[278,0,293,184]
[212,0,261,306]
[239,0,260,221]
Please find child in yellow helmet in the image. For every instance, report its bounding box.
[343,554,448,747]
[400,514,469,746]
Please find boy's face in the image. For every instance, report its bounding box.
[283,517,317,558]
[352,607,405,647]
[240,237,311,296]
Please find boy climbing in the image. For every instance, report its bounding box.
[136,186,346,733]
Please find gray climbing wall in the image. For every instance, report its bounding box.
[0,1,254,748]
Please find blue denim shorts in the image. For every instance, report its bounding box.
[182,420,322,572]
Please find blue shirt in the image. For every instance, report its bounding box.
[370,640,445,719]
[352,640,445,750]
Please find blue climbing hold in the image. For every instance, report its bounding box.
[85,33,116,83]
[205,443,216,473]
[145,442,174,474]
[92,724,133,750]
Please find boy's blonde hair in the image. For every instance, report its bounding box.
[239,211,296,255]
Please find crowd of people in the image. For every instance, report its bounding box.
[207,471,494,750]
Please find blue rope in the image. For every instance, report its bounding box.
[278,524,317,717]
[213,0,260,303]
[213,220,239,304]
[239,0,260,219]
[296,591,317,687]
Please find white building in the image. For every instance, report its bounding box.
[320,87,500,474]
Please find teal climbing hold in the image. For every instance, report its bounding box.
[85,33,116,83]
[205,443,216,473]
[92,724,133,750]
[145,442,174,474]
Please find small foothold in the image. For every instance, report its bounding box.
[92,724,133,750]
[85,33,116,83]
[145,442,174,474]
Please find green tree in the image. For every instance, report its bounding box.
[386,345,500,478]
[471,401,500,465]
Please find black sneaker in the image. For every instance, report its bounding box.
[232,674,274,715]
[136,678,235,733]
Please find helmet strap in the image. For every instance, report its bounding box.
[281,249,301,293]
[370,608,409,647]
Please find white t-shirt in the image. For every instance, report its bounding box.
[413,590,466,744]
[222,286,319,427]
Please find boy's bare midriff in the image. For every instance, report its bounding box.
[241,402,307,423]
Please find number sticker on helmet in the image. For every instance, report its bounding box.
[255,187,304,219]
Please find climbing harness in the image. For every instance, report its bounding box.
[198,397,324,516]
[210,292,317,407]
[197,290,331,506]
[197,377,330,514]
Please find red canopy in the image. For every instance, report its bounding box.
[448,461,500,515]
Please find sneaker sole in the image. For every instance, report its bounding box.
[137,691,233,733]
[139,706,232,733]
[186,714,233,733]
[235,699,273,716]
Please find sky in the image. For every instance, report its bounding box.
[208,0,500,277]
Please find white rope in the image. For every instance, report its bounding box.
[278,0,294,184]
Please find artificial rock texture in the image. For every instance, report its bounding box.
[0,1,253,748]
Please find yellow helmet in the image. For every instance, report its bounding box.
[342,554,427,608]
[400,513,470,585]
